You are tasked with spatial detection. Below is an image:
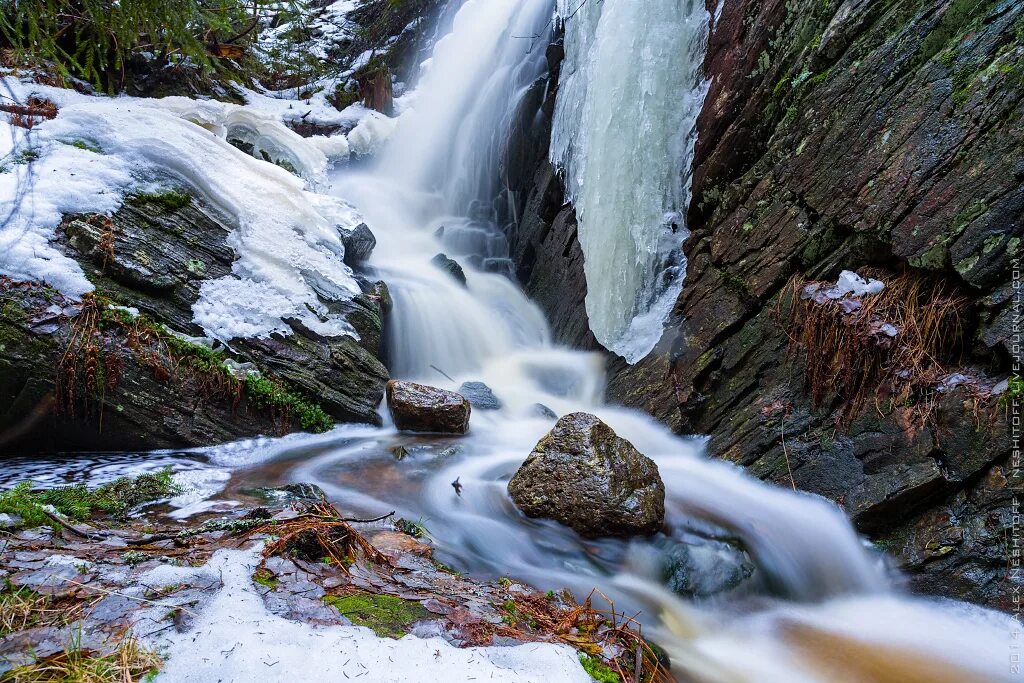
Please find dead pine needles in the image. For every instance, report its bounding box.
[779,268,968,429]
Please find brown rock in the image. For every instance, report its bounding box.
[385,380,471,434]
[507,412,665,537]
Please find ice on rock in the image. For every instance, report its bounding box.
[0,78,366,341]
[347,110,399,157]
[551,0,711,363]
[829,270,885,298]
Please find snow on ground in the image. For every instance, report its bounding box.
[143,546,592,683]
[0,78,397,341]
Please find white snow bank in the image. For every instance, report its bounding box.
[145,546,592,683]
[0,79,366,340]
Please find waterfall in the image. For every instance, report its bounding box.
[550,0,711,363]
[333,0,557,380]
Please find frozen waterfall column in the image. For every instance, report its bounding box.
[549,0,711,362]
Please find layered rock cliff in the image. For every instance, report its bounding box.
[511,0,1019,608]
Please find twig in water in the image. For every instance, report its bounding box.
[781,416,796,491]
[429,364,455,382]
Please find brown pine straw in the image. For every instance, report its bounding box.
[777,268,970,430]
[493,587,676,683]
[253,500,393,570]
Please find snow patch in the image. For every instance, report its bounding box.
[146,546,592,683]
[0,79,367,340]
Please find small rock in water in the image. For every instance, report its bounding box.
[529,403,557,420]
[341,222,376,266]
[451,477,463,496]
[508,412,665,537]
[251,483,328,503]
[458,381,502,410]
[386,380,471,434]
[431,253,467,286]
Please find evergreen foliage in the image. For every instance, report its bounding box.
[0,0,289,91]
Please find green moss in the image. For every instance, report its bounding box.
[98,299,334,434]
[66,139,102,153]
[0,148,41,173]
[244,374,334,433]
[578,653,618,683]
[0,469,180,527]
[322,592,429,638]
[252,568,279,590]
[128,188,192,211]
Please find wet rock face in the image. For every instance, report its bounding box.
[386,380,471,434]
[0,193,390,455]
[341,223,376,267]
[507,412,665,537]
[592,0,1020,608]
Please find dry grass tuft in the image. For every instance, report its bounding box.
[2,634,160,683]
[779,268,969,428]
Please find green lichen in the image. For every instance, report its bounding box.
[577,654,618,683]
[322,592,429,638]
[954,254,979,276]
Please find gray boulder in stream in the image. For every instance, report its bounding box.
[458,381,502,410]
[507,412,665,537]
[386,380,471,434]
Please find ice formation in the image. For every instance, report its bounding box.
[551,0,711,362]
[0,79,374,341]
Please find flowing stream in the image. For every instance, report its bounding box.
[3,0,1013,680]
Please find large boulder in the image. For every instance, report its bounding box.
[386,380,471,434]
[507,412,665,537]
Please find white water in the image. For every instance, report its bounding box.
[550,0,710,362]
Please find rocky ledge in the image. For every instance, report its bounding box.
[0,190,390,454]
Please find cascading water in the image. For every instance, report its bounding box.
[550,0,710,363]
[6,0,1013,680]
